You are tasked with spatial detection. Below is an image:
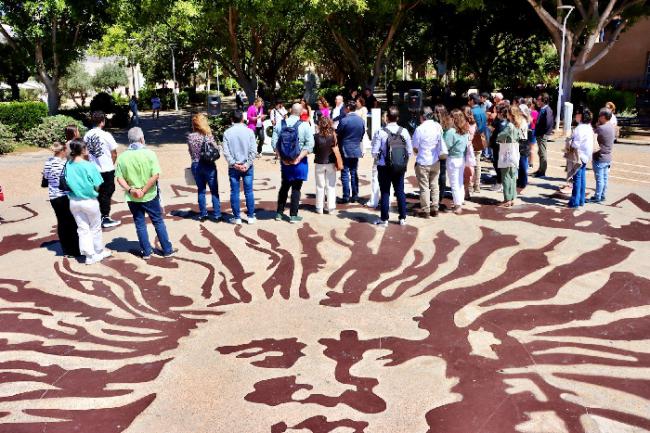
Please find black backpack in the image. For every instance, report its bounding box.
[199,136,220,163]
[58,162,70,192]
[383,127,409,173]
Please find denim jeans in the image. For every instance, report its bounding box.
[569,163,587,208]
[593,160,610,201]
[191,161,221,218]
[517,155,529,189]
[377,165,406,221]
[229,166,255,219]
[341,157,359,201]
[127,195,173,256]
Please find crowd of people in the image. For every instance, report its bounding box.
[40,89,617,264]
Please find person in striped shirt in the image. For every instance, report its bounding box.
[42,142,80,257]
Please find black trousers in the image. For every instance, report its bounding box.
[256,127,264,154]
[277,180,303,216]
[438,160,447,202]
[98,170,115,218]
[50,195,81,256]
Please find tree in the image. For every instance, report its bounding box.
[0,42,31,101]
[92,63,129,93]
[60,62,93,107]
[526,0,650,114]
[0,0,114,114]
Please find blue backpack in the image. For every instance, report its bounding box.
[277,119,302,161]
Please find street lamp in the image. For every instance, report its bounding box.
[556,5,575,132]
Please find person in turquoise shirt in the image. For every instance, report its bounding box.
[115,127,174,259]
[443,109,470,214]
[65,139,111,265]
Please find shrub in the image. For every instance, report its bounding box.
[58,108,91,128]
[317,84,345,106]
[22,115,87,148]
[0,101,48,136]
[207,112,231,141]
[90,92,116,114]
[279,80,305,103]
[0,122,17,154]
[572,82,636,114]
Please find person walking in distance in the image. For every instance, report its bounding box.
[336,100,365,204]
[412,106,445,218]
[371,106,413,227]
[129,95,140,126]
[222,110,258,225]
[64,139,111,265]
[187,113,222,222]
[42,142,80,257]
[151,94,162,120]
[272,103,315,223]
[115,127,175,259]
[589,108,616,204]
[533,93,554,177]
[313,116,339,214]
[84,111,121,228]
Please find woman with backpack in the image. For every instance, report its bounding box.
[42,141,80,257]
[313,116,339,214]
[187,113,222,222]
[443,109,470,215]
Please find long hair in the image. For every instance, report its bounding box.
[318,96,329,108]
[192,113,212,136]
[318,116,335,138]
[450,108,470,134]
[462,105,476,125]
[510,105,527,129]
[69,139,87,158]
[65,125,80,142]
[433,104,448,126]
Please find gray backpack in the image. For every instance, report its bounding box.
[383,127,409,173]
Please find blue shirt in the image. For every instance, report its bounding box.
[472,106,488,135]
[336,113,365,158]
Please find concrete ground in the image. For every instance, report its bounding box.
[1,111,650,433]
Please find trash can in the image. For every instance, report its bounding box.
[207,95,222,116]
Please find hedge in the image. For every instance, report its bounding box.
[572,82,636,114]
[23,115,87,148]
[0,122,16,154]
[0,101,48,136]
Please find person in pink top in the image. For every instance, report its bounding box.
[317,96,330,119]
[526,97,539,169]
[247,98,266,153]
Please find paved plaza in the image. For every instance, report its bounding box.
[1,113,650,433]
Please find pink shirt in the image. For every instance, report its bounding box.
[247,105,263,130]
[320,107,330,118]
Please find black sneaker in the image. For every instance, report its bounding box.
[102,217,121,228]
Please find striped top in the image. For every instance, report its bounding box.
[42,156,67,200]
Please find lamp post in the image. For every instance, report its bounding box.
[555,5,575,132]
[170,46,178,112]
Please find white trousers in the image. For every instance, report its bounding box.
[69,199,104,258]
[315,163,337,211]
[367,162,380,208]
[446,157,465,206]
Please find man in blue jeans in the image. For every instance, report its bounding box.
[223,110,258,224]
[115,127,175,259]
[336,100,366,204]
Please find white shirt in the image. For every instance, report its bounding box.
[84,128,119,172]
[609,114,618,128]
[371,122,413,167]
[271,106,287,126]
[332,103,344,128]
[571,123,594,164]
[412,120,444,166]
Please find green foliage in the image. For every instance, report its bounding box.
[0,102,48,136]
[92,63,129,92]
[279,80,305,103]
[90,92,116,114]
[58,108,92,127]
[60,62,93,107]
[0,123,17,154]
[317,84,346,105]
[22,115,87,148]
[572,82,637,114]
[207,113,231,142]
[18,89,43,102]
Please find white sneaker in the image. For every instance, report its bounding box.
[98,250,112,260]
[85,254,100,265]
[373,219,388,228]
[315,208,324,215]
[231,218,242,225]
[399,218,406,226]
[247,216,256,225]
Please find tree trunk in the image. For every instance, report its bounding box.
[39,73,59,115]
[8,78,20,101]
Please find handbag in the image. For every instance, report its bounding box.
[497,141,520,169]
[58,162,70,192]
[41,176,48,188]
[472,132,487,151]
[199,136,220,163]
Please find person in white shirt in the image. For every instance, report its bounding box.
[331,95,345,129]
[84,111,121,228]
[270,99,287,126]
[568,108,594,208]
[370,106,413,226]
[605,101,619,140]
[412,106,445,218]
